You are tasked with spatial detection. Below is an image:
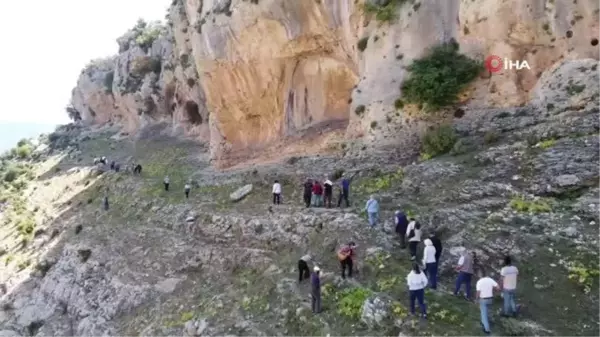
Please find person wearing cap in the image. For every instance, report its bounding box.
[395,210,409,249]
[311,266,322,314]
[298,254,312,282]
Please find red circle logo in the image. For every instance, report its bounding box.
[485,55,503,73]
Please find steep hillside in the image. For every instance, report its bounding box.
[0,58,598,336]
[68,0,599,167]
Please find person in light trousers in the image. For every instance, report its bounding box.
[365,195,380,227]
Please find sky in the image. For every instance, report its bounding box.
[0,0,169,125]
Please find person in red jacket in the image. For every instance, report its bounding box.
[311,181,324,207]
[338,241,357,279]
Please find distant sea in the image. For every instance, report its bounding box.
[0,122,61,153]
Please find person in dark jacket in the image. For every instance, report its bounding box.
[303,179,313,208]
[337,174,351,208]
[103,195,109,211]
[429,231,443,264]
[311,266,322,313]
[395,210,409,249]
[134,164,142,175]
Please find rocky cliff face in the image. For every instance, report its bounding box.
[69,0,599,167]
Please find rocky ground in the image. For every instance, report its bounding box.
[0,60,599,336]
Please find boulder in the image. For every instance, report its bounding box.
[361,296,392,327]
[230,184,253,202]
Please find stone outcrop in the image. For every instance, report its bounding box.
[69,0,599,167]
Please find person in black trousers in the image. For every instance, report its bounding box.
[303,179,313,208]
[429,230,443,263]
[298,254,311,282]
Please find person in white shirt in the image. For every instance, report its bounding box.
[422,239,437,289]
[406,263,428,318]
[272,180,282,205]
[500,255,519,317]
[476,269,500,334]
[184,182,191,199]
[163,175,170,191]
[405,219,422,260]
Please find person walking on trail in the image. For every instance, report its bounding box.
[311,266,322,314]
[500,255,519,317]
[406,219,422,260]
[476,268,500,334]
[395,210,409,249]
[110,161,115,170]
[406,263,428,319]
[103,195,109,211]
[114,163,120,172]
[429,230,443,264]
[365,195,380,228]
[163,175,170,191]
[323,178,333,208]
[303,179,313,208]
[272,180,282,205]
[337,174,351,208]
[134,164,142,175]
[311,181,323,207]
[454,249,475,300]
[298,254,312,282]
[337,242,356,279]
[422,239,438,289]
[184,182,191,199]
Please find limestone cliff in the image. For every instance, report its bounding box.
[69,0,599,167]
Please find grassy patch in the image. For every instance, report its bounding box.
[567,261,600,294]
[322,284,372,319]
[355,168,404,195]
[420,125,458,159]
[509,195,552,213]
[401,42,482,111]
[539,138,556,149]
[362,0,407,23]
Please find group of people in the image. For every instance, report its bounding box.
[298,207,520,334]
[271,174,353,208]
[163,175,193,198]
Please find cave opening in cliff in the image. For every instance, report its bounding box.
[184,100,202,125]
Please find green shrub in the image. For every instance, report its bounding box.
[134,21,164,50]
[394,98,404,110]
[103,71,114,93]
[355,105,366,116]
[421,125,458,158]
[16,139,29,147]
[483,130,500,144]
[3,167,20,182]
[16,145,32,159]
[568,262,600,294]
[509,195,552,213]
[131,56,161,77]
[362,0,407,23]
[357,37,369,52]
[337,287,372,319]
[401,42,483,110]
[539,138,556,149]
[17,218,36,236]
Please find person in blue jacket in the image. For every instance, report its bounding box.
[365,195,380,227]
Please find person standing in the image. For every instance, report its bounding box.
[323,178,333,208]
[422,239,438,289]
[184,182,191,199]
[429,231,443,265]
[163,175,170,191]
[405,219,422,260]
[406,263,428,319]
[500,255,519,317]
[395,210,409,249]
[337,174,351,208]
[272,180,282,205]
[476,268,500,334]
[312,181,323,207]
[365,195,380,228]
[311,266,322,314]
[298,254,312,282]
[303,179,313,208]
[454,249,475,300]
[103,195,109,211]
[337,242,356,279]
